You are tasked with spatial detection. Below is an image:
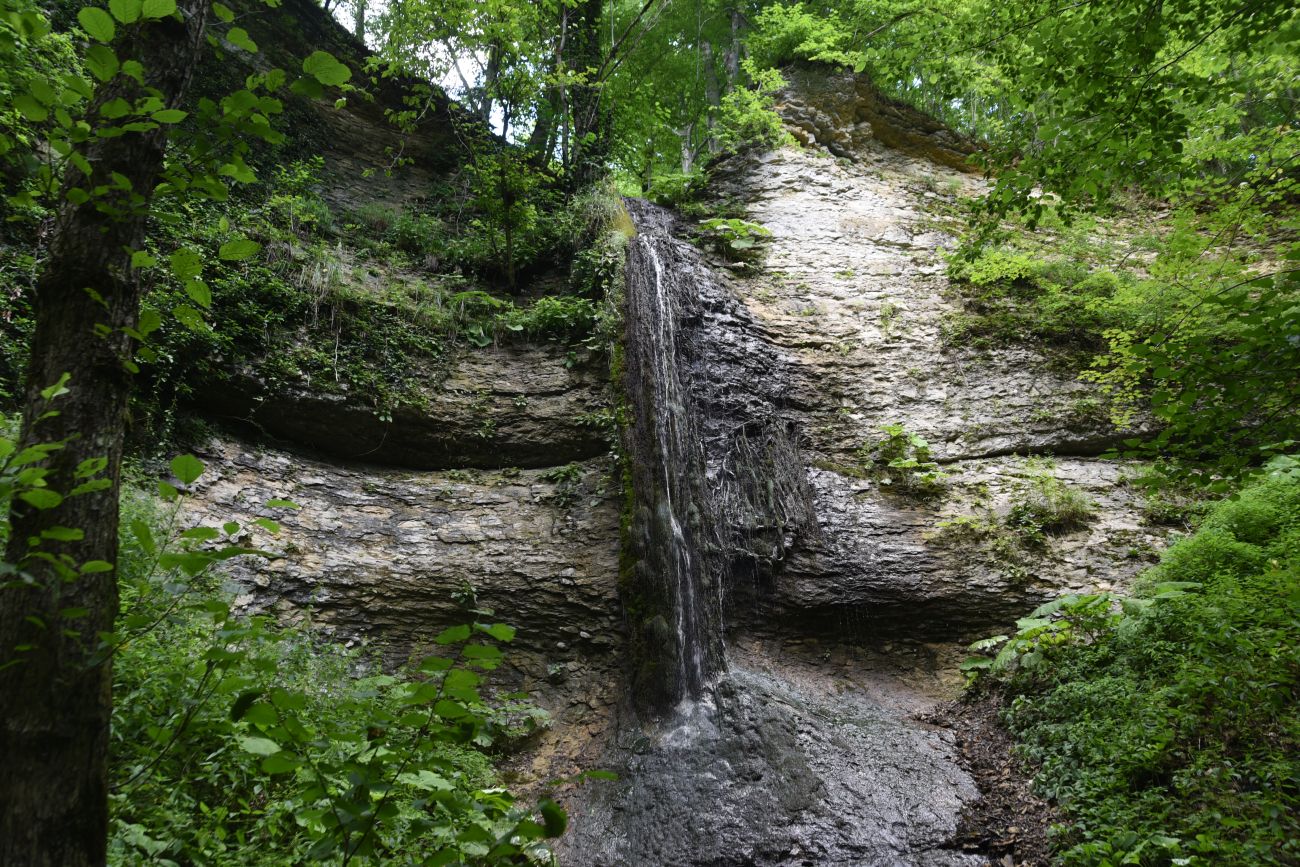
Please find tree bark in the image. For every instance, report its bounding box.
[0,2,210,864]
[567,0,608,188]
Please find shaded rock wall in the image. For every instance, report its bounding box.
[777,65,979,173]
[208,345,609,469]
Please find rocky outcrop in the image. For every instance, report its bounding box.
[776,65,979,173]
[180,438,622,689]
[700,131,1164,633]
[208,345,610,469]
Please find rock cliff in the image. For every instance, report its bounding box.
[181,61,1170,866]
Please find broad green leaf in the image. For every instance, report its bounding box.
[434,624,471,645]
[218,238,261,261]
[109,0,141,23]
[226,26,257,52]
[238,735,280,756]
[169,247,203,281]
[172,304,207,332]
[20,488,63,509]
[183,279,211,309]
[478,623,516,642]
[303,50,351,86]
[140,0,175,17]
[540,800,567,837]
[170,453,204,484]
[14,94,48,122]
[78,7,116,42]
[151,109,187,124]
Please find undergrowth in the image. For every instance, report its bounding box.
[966,464,1300,865]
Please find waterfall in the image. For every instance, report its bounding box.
[619,200,813,710]
[621,209,724,706]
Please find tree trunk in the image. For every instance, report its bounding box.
[0,3,209,864]
[567,0,608,188]
[353,0,366,43]
[702,40,720,154]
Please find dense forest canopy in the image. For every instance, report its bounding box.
[0,0,1295,863]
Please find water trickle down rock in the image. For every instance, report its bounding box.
[619,199,815,710]
[562,200,982,866]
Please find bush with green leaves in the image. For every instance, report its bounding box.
[965,464,1300,865]
[858,423,948,498]
[1004,460,1094,543]
[108,460,569,866]
[697,217,772,262]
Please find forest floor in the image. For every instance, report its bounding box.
[927,694,1056,867]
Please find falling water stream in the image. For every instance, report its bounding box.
[559,201,983,866]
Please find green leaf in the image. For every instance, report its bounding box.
[478,623,516,642]
[303,50,351,86]
[19,488,63,509]
[434,624,471,645]
[83,45,120,82]
[238,735,280,756]
[252,517,280,534]
[78,7,116,42]
[169,247,203,281]
[183,279,211,309]
[40,372,71,401]
[265,498,301,510]
[140,0,176,17]
[218,238,261,261]
[261,752,303,774]
[41,526,84,542]
[225,26,257,52]
[398,770,453,792]
[14,94,48,122]
[172,304,207,332]
[212,2,234,21]
[151,109,187,124]
[169,453,204,484]
[540,800,567,837]
[109,0,141,23]
[80,560,114,574]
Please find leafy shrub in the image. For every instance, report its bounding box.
[646,171,704,209]
[748,3,863,70]
[859,423,948,498]
[715,62,790,153]
[697,217,772,261]
[1004,460,1094,542]
[969,468,1300,865]
[108,475,566,866]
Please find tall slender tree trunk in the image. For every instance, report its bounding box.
[352,0,366,43]
[0,3,210,864]
[567,0,608,188]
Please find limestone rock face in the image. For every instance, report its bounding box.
[776,65,979,173]
[208,345,610,469]
[701,128,1165,633]
[181,440,621,674]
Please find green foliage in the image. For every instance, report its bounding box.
[714,63,790,154]
[1004,459,1094,543]
[859,423,947,497]
[696,216,772,261]
[108,471,564,865]
[942,241,1133,359]
[748,2,864,70]
[968,469,1300,865]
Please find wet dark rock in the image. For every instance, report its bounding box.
[560,643,982,867]
[205,345,610,469]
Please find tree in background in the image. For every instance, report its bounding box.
[0,3,212,862]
